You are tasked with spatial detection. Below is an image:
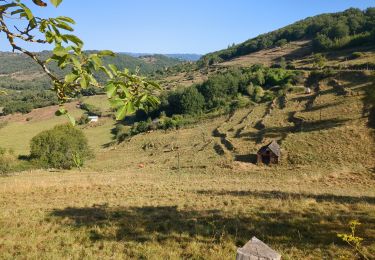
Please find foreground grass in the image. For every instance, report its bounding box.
[0,167,374,259]
[0,72,374,259]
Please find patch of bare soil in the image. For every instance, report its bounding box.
[0,101,79,123]
[219,40,312,67]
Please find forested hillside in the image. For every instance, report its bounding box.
[0,52,183,115]
[199,8,375,65]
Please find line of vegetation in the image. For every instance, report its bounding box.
[114,65,305,141]
[0,90,58,115]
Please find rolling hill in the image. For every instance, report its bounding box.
[0,6,375,259]
[124,52,202,61]
[199,7,375,66]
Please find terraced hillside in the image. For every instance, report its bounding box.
[219,40,375,70]
[0,71,374,259]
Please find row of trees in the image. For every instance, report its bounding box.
[126,65,302,126]
[157,66,303,116]
[199,8,375,66]
[0,90,58,115]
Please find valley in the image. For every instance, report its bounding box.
[0,3,374,259]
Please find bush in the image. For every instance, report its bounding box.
[112,124,129,142]
[30,124,91,169]
[0,147,16,174]
[252,86,264,102]
[80,103,102,117]
[77,114,90,125]
[262,91,276,102]
[350,52,364,59]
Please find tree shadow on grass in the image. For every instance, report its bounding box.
[196,190,375,205]
[50,201,374,251]
[243,118,348,144]
[234,154,258,164]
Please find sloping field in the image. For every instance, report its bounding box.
[219,41,312,67]
[218,40,375,70]
[0,72,374,259]
[0,95,113,154]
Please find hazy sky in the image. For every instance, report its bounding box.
[1,0,374,54]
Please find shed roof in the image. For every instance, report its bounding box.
[258,141,281,157]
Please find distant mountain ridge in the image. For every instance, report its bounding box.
[0,51,184,78]
[122,52,202,61]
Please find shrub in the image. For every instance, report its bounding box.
[0,147,16,174]
[159,117,178,130]
[262,91,276,102]
[252,86,264,102]
[112,124,129,142]
[350,52,364,59]
[77,114,90,125]
[231,95,251,110]
[30,124,91,169]
[80,103,102,117]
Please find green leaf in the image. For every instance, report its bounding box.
[10,9,23,16]
[115,102,135,120]
[119,84,131,97]
[147,80,161,90]
[105,83,117,98]
[55,22,74,32]
[66,113,76,126]
[109,98,124,108]
[55,107,67,116]
[140,94,148,102]
[49,0,63,7]
[18,4,34,21]
[62,34,83,46]
[99,66,113,79]
[80,76,88,88]
[108,64,118,74]
[53,46,68,57]
[90,55,102,67]
[115,105,127,121]
[65,73,78,83]
[56,16,75,24]
[98,50,115,57]
[70,56,82,70]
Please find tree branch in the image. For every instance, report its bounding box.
[0,14,60,83]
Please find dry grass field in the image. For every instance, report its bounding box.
[0,72,374,259]
[218,40,375,70]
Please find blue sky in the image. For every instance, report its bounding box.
[2,0,375,54]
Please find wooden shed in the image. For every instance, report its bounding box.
[257,141,280,165]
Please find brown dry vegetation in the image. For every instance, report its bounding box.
[0,72,374,259]
[217,40,375,70]
[220,41,312,67]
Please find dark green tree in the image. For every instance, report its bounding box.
[30,124,91,169]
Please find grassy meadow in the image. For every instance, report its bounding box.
[0,72,374,259]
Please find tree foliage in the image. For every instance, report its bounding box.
[152,65,302,117]
[0,0,160,122]
[30,124,91,169]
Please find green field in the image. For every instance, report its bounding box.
[0,95,114,154]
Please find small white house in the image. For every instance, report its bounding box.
[88,116,99,123]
